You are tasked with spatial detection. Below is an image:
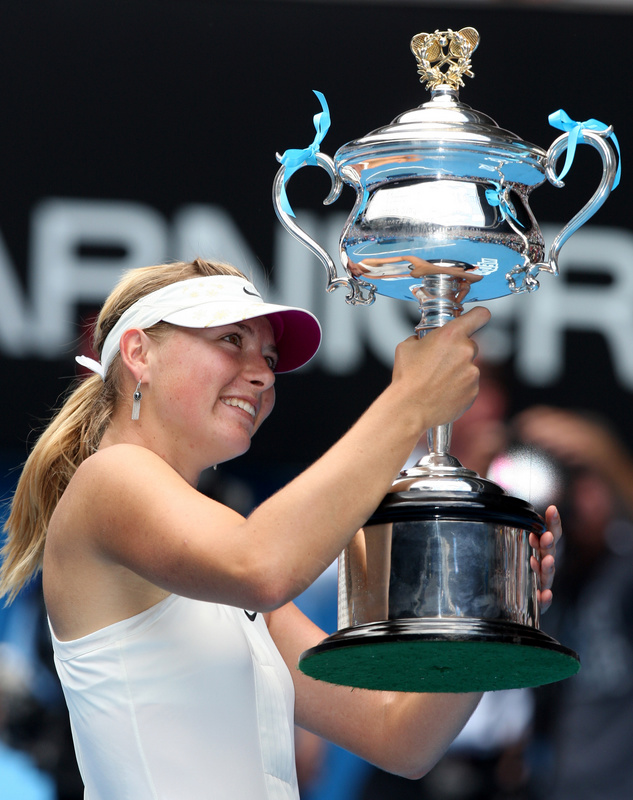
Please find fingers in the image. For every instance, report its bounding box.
[529,505,561,614]
[530,551,554,613]
[448,306,491,337]
[538,588,554,614]
[417,307,490,351]
[406,306,491,353]
[544,505,562,546]
[391,306,491,432]
[539,552,556,591]
[411,307,490,373]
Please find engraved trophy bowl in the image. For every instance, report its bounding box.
[273,28,619,693]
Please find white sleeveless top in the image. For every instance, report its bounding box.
[49,595,299,799]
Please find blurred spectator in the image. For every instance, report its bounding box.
[0,576,85,800]
[0,603,57,800]
[511,407,633,800]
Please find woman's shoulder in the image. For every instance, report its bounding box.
[46,444,181,639]
[81,442,171,470]
[74,444,184,488]
[61,444,196,530]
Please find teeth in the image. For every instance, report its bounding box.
[222,397,256,418]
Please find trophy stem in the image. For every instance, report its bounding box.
[413,274,467,470]
[413,274,465,334]
[427,423,453,459]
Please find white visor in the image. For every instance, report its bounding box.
[76,275,322,378]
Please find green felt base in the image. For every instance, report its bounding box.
[298,620,580,693]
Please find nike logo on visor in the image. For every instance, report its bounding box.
[243,287,262,299]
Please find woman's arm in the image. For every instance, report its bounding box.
[269,601,481,779]
[59,308,490,612]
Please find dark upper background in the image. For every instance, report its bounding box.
[0,0,630,496]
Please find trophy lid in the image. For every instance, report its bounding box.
[335,28,547,188]
[366,469,544,532]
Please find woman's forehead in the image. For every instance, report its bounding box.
[213,317,277,346]
[236,316,275,337]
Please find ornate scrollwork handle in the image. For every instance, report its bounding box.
[272,153,376,305]
[533,126,619,279]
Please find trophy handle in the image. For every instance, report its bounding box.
[272,152,376,305]
[536,127,619,277]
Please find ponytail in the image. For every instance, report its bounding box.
[0,373,115,603]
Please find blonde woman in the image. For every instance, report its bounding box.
[0,258,559,799]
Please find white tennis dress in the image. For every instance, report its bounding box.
[49,594,299,799]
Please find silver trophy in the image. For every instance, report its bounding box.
[273,28,619,693]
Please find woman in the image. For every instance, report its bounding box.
[0,257,559,799]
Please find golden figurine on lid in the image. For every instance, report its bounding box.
[410,27,480,91]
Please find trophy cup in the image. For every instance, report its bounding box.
[273,28,620,693]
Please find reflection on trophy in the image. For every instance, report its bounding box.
[273,27,620,693]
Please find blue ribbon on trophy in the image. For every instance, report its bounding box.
[277,90,331,217]
[485,186,523,226]
[549,109,621,190]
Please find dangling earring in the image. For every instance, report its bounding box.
[131,380,142,421]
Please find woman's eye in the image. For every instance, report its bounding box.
[223,333,242,346]
[266,356,278,372]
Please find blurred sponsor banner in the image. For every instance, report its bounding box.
[0,1,630,470]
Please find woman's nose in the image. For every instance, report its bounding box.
[246,354,276,389]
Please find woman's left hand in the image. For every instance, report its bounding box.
[529,505,561,614]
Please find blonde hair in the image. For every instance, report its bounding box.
[0,258,245,603]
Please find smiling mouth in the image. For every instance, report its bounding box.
[221,397,257,418]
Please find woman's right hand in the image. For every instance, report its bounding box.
[390,306,491,432]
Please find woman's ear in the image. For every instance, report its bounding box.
[119,328,150,382]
